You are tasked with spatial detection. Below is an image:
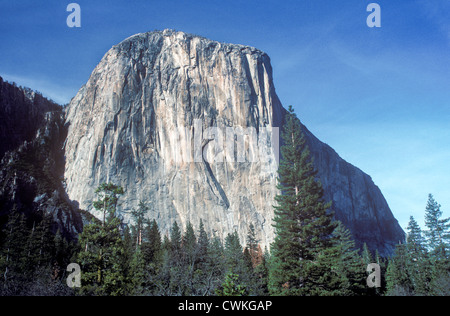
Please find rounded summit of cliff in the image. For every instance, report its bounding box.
[112,29,268,58]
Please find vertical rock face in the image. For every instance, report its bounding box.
[64,30,404,255]
[64,30,282,247]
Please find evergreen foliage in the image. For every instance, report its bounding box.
[75,183,126,296]
[268,106,354,296]
[386,195,450,296]
[215,272,247,296]
[0,210,76,295]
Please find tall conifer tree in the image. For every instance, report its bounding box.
[424,194,450,259]
[423,194,450,295]
[269,106,337,296]
[76,183,125,296]
[406,216,430,295]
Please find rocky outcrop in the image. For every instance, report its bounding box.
[64,30,404,256]
[0,78,88,240]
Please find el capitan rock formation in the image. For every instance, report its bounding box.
[63,30,404,255]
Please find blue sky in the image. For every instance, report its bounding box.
[1,0,449,231]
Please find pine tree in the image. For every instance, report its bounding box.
[423,194,450,295]
[332,222,366,295]
[361,242,380,295]
[246,224,258,258]
[182,221,197,267]
[385,243,413,296]
[300,223,365,296]
[22,213,57,295]
[128,247,146,295]
[224,230,249,281]
[205,236,226,295]
[170,221,182,257]
[223,230,255,294]
[182,221,198,295]
[75,183,126,296]
[373,249,387,295]
[92,182,124,226]
[139,219,163,295]
[405,216,430,295]
[31,213,55,269]
[99,216,126,296]
[197,219,209,270]
[142,219,163,270]
[0,211,29,294]
[361,243,373,267]
[163,221,185,295]
[215,272,247,296]
[131,200,148,248]
[53,229,72,282]
[244,223,268,295]
[253,248,270,296]
[155,234,173,295]
[268,105,336,296]
[245,223,264,268]
[121,226,135,295]
[192,219,212,295]
[424,194,450,259]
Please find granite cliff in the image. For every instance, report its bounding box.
[63,30,404,255]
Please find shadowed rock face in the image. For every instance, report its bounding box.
[301,124,405,255]
[64,29,404,256]
[0,78,87,240]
